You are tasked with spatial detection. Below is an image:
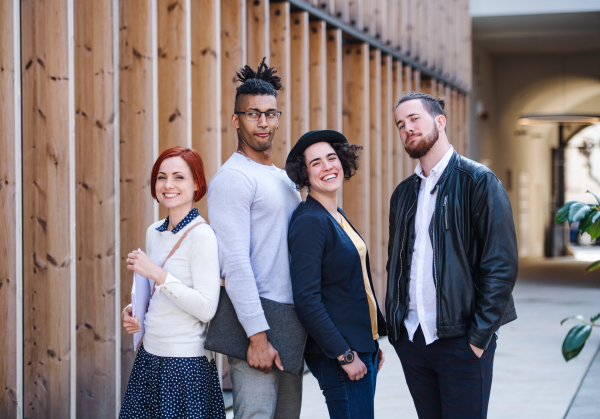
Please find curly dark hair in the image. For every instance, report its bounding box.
[234,57,282,109]
[286,142,363,191]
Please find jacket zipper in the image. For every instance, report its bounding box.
[392,191,417,341]
[443,195,449,230]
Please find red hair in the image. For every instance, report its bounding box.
[151,147,207,202]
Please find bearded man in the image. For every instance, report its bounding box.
[385,92,518,418]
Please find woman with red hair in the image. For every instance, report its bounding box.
[120,147,225,418]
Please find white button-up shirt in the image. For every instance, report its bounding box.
[404,146,454,345]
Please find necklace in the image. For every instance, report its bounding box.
[236,149,247,158]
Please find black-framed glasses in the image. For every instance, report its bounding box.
[234,110,282,121]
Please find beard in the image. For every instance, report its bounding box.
[404,128,439,159]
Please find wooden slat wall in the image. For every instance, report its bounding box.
[309,21,327,131]
[0,1,21,417]
[269,2,291,168]
[21,0,73,416]
[247,0,269,67]
[369,49,383,300]
[191,0,221,218]
[380,54,394,309]
[221,0,246,163]
[2,1,473,416]
[74,0,118,417]
[118,0,155,397]
[290,11,309,146]
[342,43,370,243]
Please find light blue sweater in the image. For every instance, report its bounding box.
[207,152,301,337]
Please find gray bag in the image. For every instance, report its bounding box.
[205,286,307,375]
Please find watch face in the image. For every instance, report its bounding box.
[346,352,354,363]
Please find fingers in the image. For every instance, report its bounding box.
[274,351,284,371]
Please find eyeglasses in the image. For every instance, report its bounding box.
[234,110,282,121]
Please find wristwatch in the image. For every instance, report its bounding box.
[338,349,354,365]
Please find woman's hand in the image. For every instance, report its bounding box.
[340,352,367,381]
[126,250,167,285]
[122,305,141,334]
[377,347,385,372]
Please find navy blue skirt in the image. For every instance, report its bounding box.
[120,345,226,419]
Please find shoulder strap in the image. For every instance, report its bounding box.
[160,221,207,268]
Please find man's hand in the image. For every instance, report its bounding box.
[247,331,283,374]
[338,351,367,381]
[470,343,484,358]
[377,347,385,372]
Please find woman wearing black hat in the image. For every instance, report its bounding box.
[286,130,387,419]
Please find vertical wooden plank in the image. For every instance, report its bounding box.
[421,76,436,97]
[451,88,459,149]
[374,0,385,42]
[269,2,291,168]
[326,29,343,207]
[317,0,335,16]
[412,68,421,91]
[409,0,417,60]
[368,49,382,303]
[444,84,452,145]
[326,29,342,133]
[0,1,22,416]
[400,0,409,55]
[349,0,363,30]
[309,20,327,131]
[363,0,374,36]
[119,0,155,396]
[380,54,393,310]
[22,0,73,416]
[247,0,269,67]
[342,43,370,242]
[392,60,403,186]
[447,0,456,81]
[461,0,471,90]
[402,63,414,178]
[290,11,309,146]
[74,0,117,416]
[157,0,189,153]
[221,0,246,163]
[437,0,446,77]
[191,0,221,219]
[416,0,428,66]
[385,0,397,49]
[462,93,469,157]
[334,0,349,23]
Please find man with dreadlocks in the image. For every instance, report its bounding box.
[207,58,303,418]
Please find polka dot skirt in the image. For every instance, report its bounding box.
[120,345,226,419]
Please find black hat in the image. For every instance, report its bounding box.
[286,130,348,168]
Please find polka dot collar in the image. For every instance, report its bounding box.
[156,208,199,234]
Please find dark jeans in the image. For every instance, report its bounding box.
[304,341,379,419]
[392,326,496,419]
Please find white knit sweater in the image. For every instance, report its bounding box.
[142,216,221,358]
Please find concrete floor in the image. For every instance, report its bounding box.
[227,251,600,418]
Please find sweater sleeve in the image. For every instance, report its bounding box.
[207,169,269,337]
[288,213,350,359]
[158,224,221,323]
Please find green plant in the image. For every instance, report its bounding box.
[555,190,600,361]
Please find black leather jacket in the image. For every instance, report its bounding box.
[385,152,518,350]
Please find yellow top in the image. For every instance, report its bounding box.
[336,212,379,340]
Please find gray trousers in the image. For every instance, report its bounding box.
[228,356,303,419]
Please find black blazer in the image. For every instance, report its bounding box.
[288,195,387,359]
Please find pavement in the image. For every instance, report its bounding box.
[228,249,600,418]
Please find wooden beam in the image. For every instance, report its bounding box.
[461,0,471,90]
[349,0,363,31]
[247,0,269,67]
[400,0,409,56]
[412,67,421,92]
[191,0,221,219]
[385,0,397,50]
[409,0,417,60]
[451,88,459,150]
[221,0,246,163]
[309,20,327,131]
[342,43,370,242]
[326,28,343,207]
[462,93,469,157]
[392,60,403,186]
[421,76,436,97]
[334,0,349,23]
[74,0,118,416]
[22,0,73,415]
[369,48,382,303]
[290,11,309,146]
[402,63,414,178]
[0,1,22,416]
[374,0,385,42]
[118,0,155,397]
[269,2,291,168]
[380,54,394,310]
[157,0,189,153]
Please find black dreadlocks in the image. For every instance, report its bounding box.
[234,57,282,109]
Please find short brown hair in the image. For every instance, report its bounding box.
[394,92,446,118]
